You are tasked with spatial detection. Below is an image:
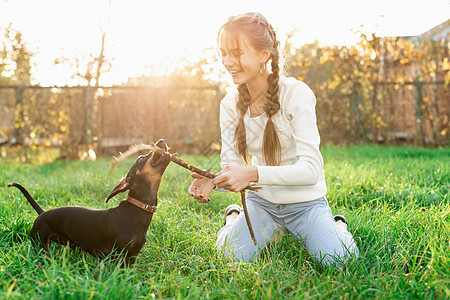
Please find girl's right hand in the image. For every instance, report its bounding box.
[188,173,215,203]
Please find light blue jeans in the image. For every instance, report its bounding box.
[216,192,359,266]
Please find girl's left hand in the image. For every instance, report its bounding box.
[212,165,258,192]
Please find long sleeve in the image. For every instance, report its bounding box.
[217,77,327,203]
[256,81,324,186]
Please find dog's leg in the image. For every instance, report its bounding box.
[30,226,48,250]
[125,255,136,267]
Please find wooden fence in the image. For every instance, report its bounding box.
[0,80,448,159]
[0,85,222,157]
[314,80,449,146]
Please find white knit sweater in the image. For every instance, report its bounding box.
[219,76,327,204]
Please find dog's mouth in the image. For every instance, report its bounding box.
[150,139,170,168]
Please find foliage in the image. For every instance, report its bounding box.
[0,25,34,146]
[1,24,449,155]
[284,32,449,146]
[0,24,32,86]
[0,145,449,298]
[98,48,222,154]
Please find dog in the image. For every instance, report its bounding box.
[8,139,170,265]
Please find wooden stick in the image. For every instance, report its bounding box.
[111,144,152,170]
[151,144,261,192]
[110,142,259,245]
[151,142,259,245]
[241,190,257,245]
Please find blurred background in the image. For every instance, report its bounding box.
[0,0,448,160]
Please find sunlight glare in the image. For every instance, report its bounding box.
[0,0,448,86]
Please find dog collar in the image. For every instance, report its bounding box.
[126,196,157,214]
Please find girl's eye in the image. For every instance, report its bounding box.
[231,50,241,57]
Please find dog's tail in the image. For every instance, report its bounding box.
[8,182,45,215]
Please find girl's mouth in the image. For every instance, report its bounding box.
[229,70,241,77]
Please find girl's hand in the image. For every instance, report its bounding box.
[212,165,258,192]
[188,173,215,203]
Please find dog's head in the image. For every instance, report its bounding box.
[106,139,170,202]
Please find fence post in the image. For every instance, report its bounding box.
[84,85,94,144]
[13,86,24,145]
[431,73,441,147]
[414,81,425,146]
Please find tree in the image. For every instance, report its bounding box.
[0,24,33,145]
[54,24,112,159]
[283,30,449,146]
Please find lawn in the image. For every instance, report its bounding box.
[0,145,449,299]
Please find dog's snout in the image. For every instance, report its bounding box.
[149,140,170,168]
[155,139,168,152]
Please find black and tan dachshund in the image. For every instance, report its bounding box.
[8,139,170,265]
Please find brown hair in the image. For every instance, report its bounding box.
[218,12,281,166]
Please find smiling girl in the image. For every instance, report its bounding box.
[188,12,359,266]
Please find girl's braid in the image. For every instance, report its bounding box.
[261,19,282,166]
[235,83,252,164]
[263,21,281,118]
[224,12,282,165]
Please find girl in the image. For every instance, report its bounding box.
[188,12,358,266]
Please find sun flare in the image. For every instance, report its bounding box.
[0,0,448,85]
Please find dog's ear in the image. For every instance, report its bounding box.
[106,177,129,202]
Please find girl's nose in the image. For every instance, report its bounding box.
[222,55,234,68]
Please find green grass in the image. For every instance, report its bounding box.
[0,145,449,299]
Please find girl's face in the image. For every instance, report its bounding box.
[219,32,269,86]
